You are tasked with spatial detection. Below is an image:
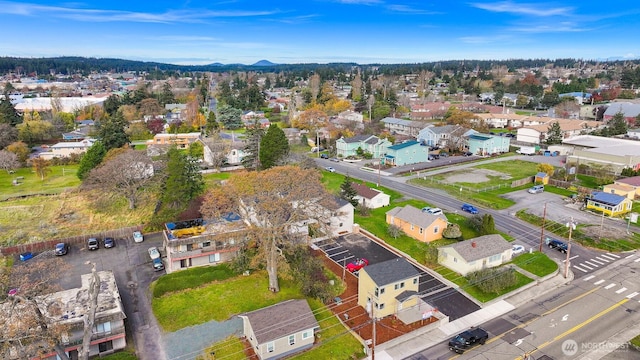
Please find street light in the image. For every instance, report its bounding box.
[564,217,576,279]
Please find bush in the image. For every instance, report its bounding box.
[286,246,334,302]
[466,268,518,294]
[152,264,236,298]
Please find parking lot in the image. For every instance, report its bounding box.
[316,233,480,320]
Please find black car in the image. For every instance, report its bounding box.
[449,327,488,354]
[548,238,568,253]
[55,242,69,256]
[320,153,329,159]
[103,237,115,248]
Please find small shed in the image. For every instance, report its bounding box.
[534,172,550,185]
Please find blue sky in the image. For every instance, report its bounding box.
[1,1,639,65]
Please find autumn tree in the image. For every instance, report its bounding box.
[138,98,163,117]
[259,125,289,170]
[6,141,30,164]
[293,106,328,131]
[537,163,555,177]
[30,157,51,180]
[0,149,20,173]
[202,166,337,292]
[17,119,54,145]
[82,149,155,209]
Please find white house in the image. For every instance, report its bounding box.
[437,234,513,276]
[351,182,390,209]
[38,139,96,160]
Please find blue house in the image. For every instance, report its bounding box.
[467,134,511,156]
[383,140,429,166]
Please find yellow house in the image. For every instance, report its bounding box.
[357,258,421,319]
[385,205,448,242]
[586,191,632,217]
[147,132,201,149]
[437,234,513,276]
[611,176,640,199]
[602,183,636,200]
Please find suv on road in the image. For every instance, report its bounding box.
[449,327,489,354]
[547,238,568,253]
[87,238,99,251]
[461,203,479,214]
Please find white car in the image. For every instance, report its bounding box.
[133,231,144,243]
[148,246,161,260]
[512,244,526,255]
[425,207,443,215]
[325,167,336,173]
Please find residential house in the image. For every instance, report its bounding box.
[351,182,390,209]
[335,135,391,158]
[602,182,636,200]
[162,215,249,273]
[467,134,510,155]
[475,113,527,128]
[381,117,423,136]
[200,137,246,167]
[437,235,513,276]
[603,102,640,124]
[516,119,602,144]
[147,132,201,149]
[385,205,448,243]
[282,128,303,144]
[416,125,475,149]
[61,128,90,141]
[586,192,632,217]
[337,110,364,124]
[165,103,187,123]
[357,258,421,318]
[239,299,318,360]
[383,140,429,166]
[38,139,96,160]
[564,135,640,174]
[609,176,640,198]
[327,198,355,237]
[3,271,127,360]
[409,102,450,121]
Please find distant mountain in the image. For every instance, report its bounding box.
[252,60,277,66]
[207,62,225,66]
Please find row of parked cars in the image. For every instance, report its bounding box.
[54,231,145,256]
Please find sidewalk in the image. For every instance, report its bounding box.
[372,267,573,359]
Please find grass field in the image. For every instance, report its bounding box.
[511,252,558,277]
[0,165,81,201]
[199,336,246,360]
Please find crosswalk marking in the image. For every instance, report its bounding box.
[627,292,639,299]
[606,253,621,258]
[573,266,588,273]
[634,258,640,263]
[601,254,617,261]
[595,256,609,263]
[604,283,616,289]
[590,259,605,265]
[584,261,599,268]
[583,275,595,281]
[626,254,635,259]
[594,280,605,285]
[616,287,628,294]
[580,263,593,270]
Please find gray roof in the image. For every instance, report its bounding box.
[363,258,420,286]
[604,102,640,117]
[381,117,421,127]
[429,125,459,134]
[395,290,417,302]
[440,234,511,263]
[241,299,318,344]
[386,205,447,229]
[342,134,378,144]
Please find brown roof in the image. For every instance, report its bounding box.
[352,182,383,200]
[241,299,318,344]
[616,176,640,187]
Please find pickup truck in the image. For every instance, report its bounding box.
[448,327,489,354]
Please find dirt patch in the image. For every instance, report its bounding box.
[444,168,512,184]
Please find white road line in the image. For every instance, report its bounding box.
[583,275,595,281]
[601,254,617,261]
[634,258,640,263]
[580,263,593,270]
[590,259,605,265]
[604,283,616,290]
[594,280,605,285]
[616,287,628,294]
[573,266,588,273]
[627,292,639,299]
[626,254,635,259]
[606,253,621,258]
[595,257,610,263]
[584,261,599,268]
[562,255,580,263]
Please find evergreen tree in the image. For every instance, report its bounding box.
[77,141,106,180]
[545,122,563,145]
[259,125,289,169]
[0,89,21,126]
[242,125,265,171]
[158,82,176,105]
[340,175,359,207]
[98,110,130,151]
[161,147,204,210]
[217,104,243,129]
[480,214,496,235]
[204,111,218,135]
[608,112,628,136]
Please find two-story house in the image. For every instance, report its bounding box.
[383,140,429,166]
[467,134,511,155]
[437,234,513,276]
[335,135,391,158]
[381,117,423,136]
[357,258,421,318]
[416,125,474,148]
[385,205,448,242]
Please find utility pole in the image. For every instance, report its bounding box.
[371,299,376,360]
[539,203,547,252]
[565,217,576,279]
[599,210,605,239]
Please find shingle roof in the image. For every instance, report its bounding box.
[352,182,383,200]
[604,102,640,117]
[343,134,377,143]
[590,191,627,206]
[428,125,458,134]
[386,205,447,229]
[363,258,420,286]
[395,290,417,301]
[616,176,640,187]
[241,299,318,344]
[440,234,511,263]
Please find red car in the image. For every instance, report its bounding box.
[346,258,369,273]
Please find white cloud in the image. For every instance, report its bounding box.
[470,1,573,17]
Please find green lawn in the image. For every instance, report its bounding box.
[152,271,306,331]
[99,351,138,360]
[291,299,363,360]
[0,165,81,200]
[433,265,534,303]
[199,336,246,360]
[576,174,601,189]
[631,334,640,349]
[151,264,237,298]
[511,252,558,277]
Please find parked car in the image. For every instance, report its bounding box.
[133,231,144,243]
[55,242,69,256]
[463,151,473,156]
[330,158,340,162]
[461,203,479,214]
[152,257,165,271]
[19,252,33,261]
[103,237,115,248]
[448,327,489,354]
[346,258,369,273]
[424,207,443,215]
[148,246,161,260]
[512,244,526,255]
[547,238,568,253]
[320,153,329,159]
[325,167,336,173]
[528,185,544,194]
[87,238,99,251]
